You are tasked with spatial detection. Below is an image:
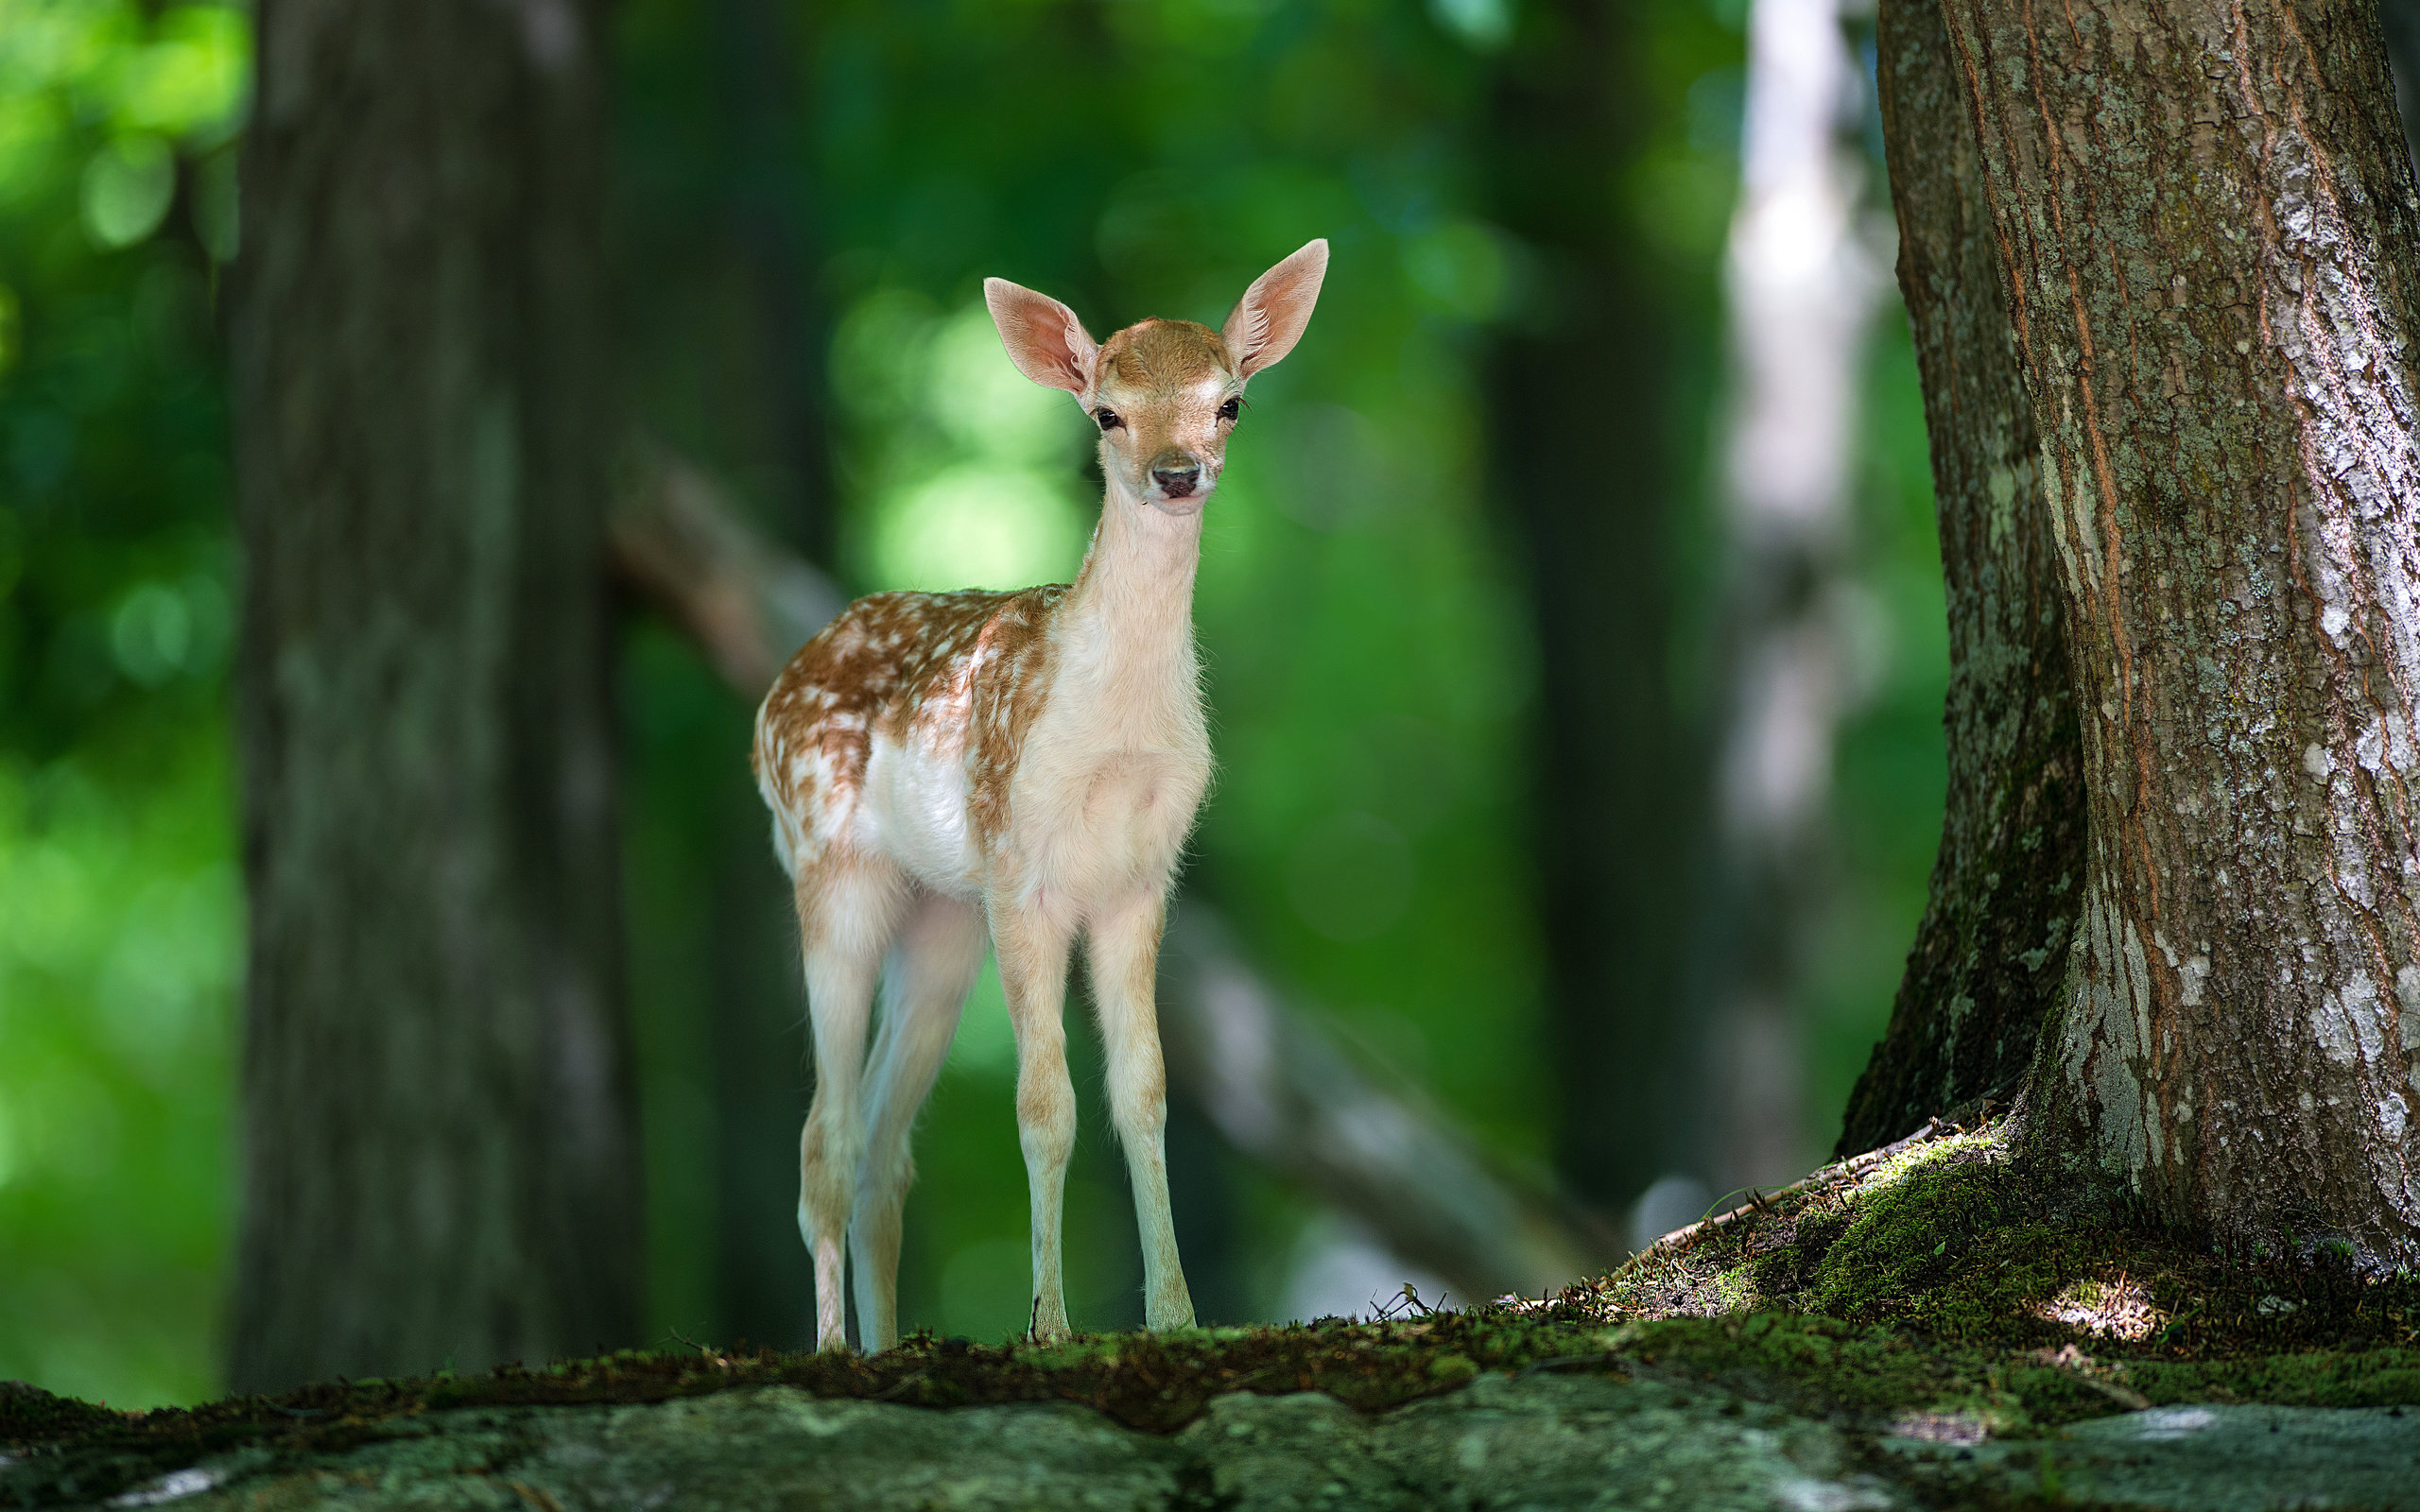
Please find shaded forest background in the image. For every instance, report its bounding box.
[0,0,1952,1406]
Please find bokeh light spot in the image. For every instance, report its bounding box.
[81,135,173,248]
[870,466,1087,593]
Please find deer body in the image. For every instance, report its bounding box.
[753,243,1326,1351]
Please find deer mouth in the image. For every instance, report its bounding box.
[1145,482,1210,516]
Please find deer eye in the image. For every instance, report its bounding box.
[1095,408,1123,431]
[1218,397,1242,423]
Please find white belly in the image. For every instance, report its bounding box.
[864,730,983,900]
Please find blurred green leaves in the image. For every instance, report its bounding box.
[0,1,249,232]
[1429,0,1516,52]
[0,0,248,1409]
[834,294,1093,591]
[0,741,235,1409]
[79,133,172,248]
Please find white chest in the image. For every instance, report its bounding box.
[1001,649,1211,907]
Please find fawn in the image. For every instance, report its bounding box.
[752,242,1328,1351]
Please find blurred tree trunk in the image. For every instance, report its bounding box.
[1833,0,2085,1156]
[1891,0,2420,1261]
[705,0,832,565]
[2380,0,2420,170]
[228,0,639,1389]
[1486,0,1702,1221]
[1697,0,1886,1194]
[698,0,828,1354]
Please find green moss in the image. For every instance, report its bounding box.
[2129,1350,2420,1409]
[13,1117,2420,1502]
[1565,1118,2420,1435]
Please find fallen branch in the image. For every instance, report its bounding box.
[608,440,843,693]
[1639,1115,1951,1258]
[1154,907,1607,1298]
[605,442,1616,1303]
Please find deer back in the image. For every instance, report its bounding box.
[752,585,1067,882]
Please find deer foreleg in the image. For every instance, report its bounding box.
[1086,890,1195,1332]
[992,900,1079,1342]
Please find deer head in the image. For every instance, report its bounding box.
[983,239,1328,516]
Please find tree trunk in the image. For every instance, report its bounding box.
[1936,0,2420,1261]
[1834,0,2087,1157]
[229,0,640,1388]
[702,0,833,1351]
[1487,0,1704,1218]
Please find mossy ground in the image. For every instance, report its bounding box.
[9,1120,2418,1503]
[1570,1121,2420,1434]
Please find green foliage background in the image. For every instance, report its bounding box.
[0,0,1945,1404]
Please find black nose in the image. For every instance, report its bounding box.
[1150,455,1202,497]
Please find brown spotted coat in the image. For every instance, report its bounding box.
[752,585,1069,880]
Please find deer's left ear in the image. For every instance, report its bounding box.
[1222,239,1328,379]
[985,279,1099,396]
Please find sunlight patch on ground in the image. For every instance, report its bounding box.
[2035,1276,2160,1342]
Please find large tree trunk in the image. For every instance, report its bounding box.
[1834,0,2087,1157]
[1487,0,1703,1219]
[699,0,832,1353]
[1935,0,2420,1261]
[229,0,640,1388]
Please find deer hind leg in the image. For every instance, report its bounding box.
[849,889,986,1354]
[1086,890,1196,1332]
[795,858,906,1352]
[990,898,1079,1342]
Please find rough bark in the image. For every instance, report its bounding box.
[607,452,1612,1301]
[1936,0,2420,1261]
[1835,0,2087,1157]
[229,0,640,1388]
[1487,0,1703,1216]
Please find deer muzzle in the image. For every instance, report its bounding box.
[1148,452,1206,511]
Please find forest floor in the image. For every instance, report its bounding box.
[9,1120,2420,1509]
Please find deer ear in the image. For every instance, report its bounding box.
[1222,239,1328,379]
[984,279,1099,396]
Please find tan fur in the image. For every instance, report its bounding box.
[753,241,1327,1351]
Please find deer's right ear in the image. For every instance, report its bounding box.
[984,279,1099,397]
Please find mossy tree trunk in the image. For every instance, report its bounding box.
[1929,0,2420,1263]
[1836,0,2087,1157]
[229,0,640,1388]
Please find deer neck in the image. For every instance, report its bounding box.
[1052,474,1203,731]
